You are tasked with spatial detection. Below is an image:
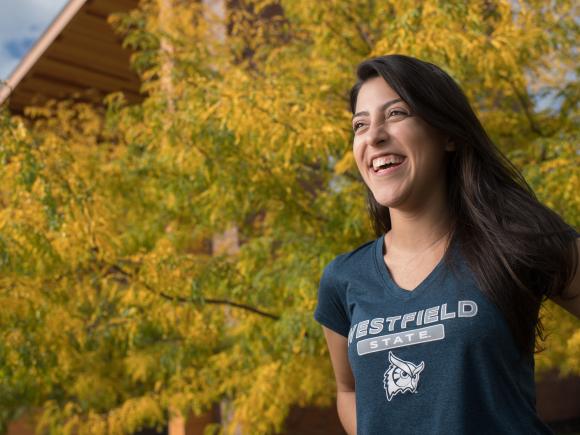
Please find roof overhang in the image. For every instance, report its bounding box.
[0,0,143,113]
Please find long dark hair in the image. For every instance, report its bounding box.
[349,54,578,359]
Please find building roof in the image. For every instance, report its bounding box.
[0,0,143,113]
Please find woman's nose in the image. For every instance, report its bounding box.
[365,120,389,147]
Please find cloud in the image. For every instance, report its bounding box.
[5,37,37,58]
[0,0,69,80]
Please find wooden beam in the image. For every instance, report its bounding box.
[30,57,140,94]
[85,0,138,17]
[15,74,142,104]
[5,90,51,113]
[18,75,89,98]
[54,29,133,61]
[61,25,123,45]
[40,53,139,84]
[43,42,133,77]
[34,71,142,100]
[66,10,122,37]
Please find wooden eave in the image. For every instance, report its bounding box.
[0,0,144,114]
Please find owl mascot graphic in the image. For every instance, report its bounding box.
[383,351,425,401]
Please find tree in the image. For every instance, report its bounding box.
[0,0,578,434]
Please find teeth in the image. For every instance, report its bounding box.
[372,155,405,171]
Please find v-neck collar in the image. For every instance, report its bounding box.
[373,232,459,301]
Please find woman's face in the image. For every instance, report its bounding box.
[352,76,454,210]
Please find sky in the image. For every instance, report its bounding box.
[0,0,69,81]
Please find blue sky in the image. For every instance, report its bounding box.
[0,0,69,80]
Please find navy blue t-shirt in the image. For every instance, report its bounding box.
[313,232,572,435]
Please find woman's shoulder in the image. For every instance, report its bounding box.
[325,236,381,277]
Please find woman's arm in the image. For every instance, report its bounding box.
[337,390,356,435]
[549,238,580,319]
[321,326,357,435]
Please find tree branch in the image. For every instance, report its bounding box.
[497,73,552,138]
[336,4,374,52]
[112,263,281,320]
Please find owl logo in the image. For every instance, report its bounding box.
[383,351,425,401]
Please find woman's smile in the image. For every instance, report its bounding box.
[370,155,407,177]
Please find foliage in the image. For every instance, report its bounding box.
[0,0,578,434]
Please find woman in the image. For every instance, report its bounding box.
[313,54,580,435]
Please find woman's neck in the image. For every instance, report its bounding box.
[386,189,454,254]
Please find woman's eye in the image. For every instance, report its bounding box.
[353,110,407,132]
[389,109,407,117]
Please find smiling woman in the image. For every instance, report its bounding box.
[313,54,580,435]
[351,75,454,212]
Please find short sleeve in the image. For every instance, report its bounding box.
[313,259,351,337]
